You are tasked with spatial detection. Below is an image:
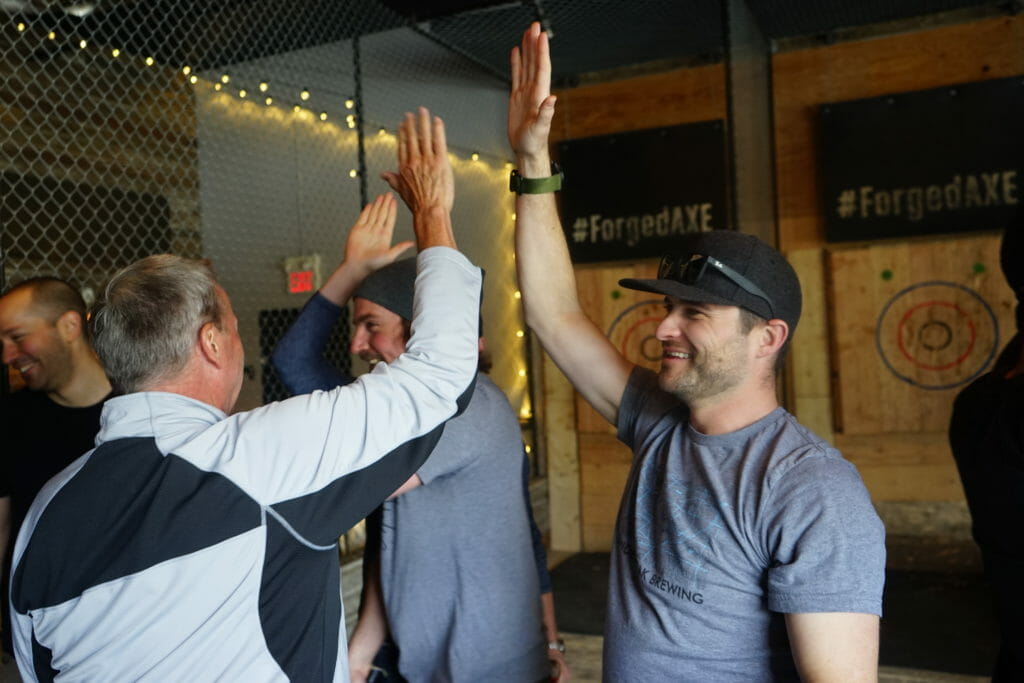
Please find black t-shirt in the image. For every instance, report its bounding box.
[949,370,1024,560]
[1,389,109,541]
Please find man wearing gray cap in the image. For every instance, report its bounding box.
[506,22,885,681]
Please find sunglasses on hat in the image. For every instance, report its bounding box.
[657,252,776,318]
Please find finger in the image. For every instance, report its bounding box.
[381,193,397,232]
[354,198,376,227]
[432,115,447,157]
[387,241,414,261]
[365,193,389,229]
[521,24,534,82]
[417,106,432,158]
[535,25,552,91]
[526,21,541,78]
[539,94,557,126]
[510,45,521,90]
[380,171,402,193]
[399,113,415,165]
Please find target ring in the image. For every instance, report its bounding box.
[607,299,665,370]
[875,281,998,390]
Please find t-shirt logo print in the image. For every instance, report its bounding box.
[635,469,728,586]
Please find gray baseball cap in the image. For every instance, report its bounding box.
[619,230,802,334]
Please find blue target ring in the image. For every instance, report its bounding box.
[875,280,998,390]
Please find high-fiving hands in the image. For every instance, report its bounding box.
[382,107,456,249]
[342,193,412,282]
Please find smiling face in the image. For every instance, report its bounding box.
[350,298,410,366]
[0,287,75,394]
[654,297,757,406]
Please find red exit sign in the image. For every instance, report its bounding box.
[282,254,322,294]
[288,270,315,293]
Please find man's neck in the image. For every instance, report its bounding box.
[686,385,780,436]
[48,357,111,408]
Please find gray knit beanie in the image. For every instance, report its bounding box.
[354,257,417,322]
[354,257,485,337]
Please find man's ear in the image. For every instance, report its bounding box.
[55,310,83,342]
[757,319,789,359]
[197,321,223,367]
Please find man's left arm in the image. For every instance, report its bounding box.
[785,612,879,682]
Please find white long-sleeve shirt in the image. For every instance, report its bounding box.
[10,247,481,682]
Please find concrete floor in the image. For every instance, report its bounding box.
[0,640,992,683]
[0,543,997,682]
[559,633,989,683]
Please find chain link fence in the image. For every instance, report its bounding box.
[0,0,559,563]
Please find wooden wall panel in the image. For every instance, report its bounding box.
[787,248,833,442]
[829,234,1013,435]
[542,15,1024,549]
[551,64,726,142]
[772,14,1024,508]
[578,433,633,552]
[773,15,1024,252]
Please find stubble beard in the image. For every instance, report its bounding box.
[658,338,747,406]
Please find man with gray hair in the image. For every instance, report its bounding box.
[8,108,481,682]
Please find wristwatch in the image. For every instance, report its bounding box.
[509,162,563,194]
[547,638,566,653]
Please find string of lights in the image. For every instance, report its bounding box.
[6,14,532,420]
[8,18,514,168]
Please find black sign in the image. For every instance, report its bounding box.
[820,75,1024,242]
[556,121,727,263]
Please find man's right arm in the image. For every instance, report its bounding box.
[212,111,479,528]
[509,23,632,425]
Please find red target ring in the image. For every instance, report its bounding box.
[876,281,998,390]
[895,301,976,371]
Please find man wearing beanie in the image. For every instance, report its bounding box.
[949,210,1024,682]
[271,132,568,682]
[506,23,885,680]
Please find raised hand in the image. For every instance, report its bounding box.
[317,193,412,306]
[509,21,557,163]
[381,107,455,217]
[381,106,456,250]
[343,192,412,279]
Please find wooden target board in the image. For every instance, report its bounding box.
[828,233,1015,435]
[574,261,659,434]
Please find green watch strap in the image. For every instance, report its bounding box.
[509,163,563,194]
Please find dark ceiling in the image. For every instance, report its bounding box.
[7,0,1018,86]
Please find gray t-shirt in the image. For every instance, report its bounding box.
[380,374,548,683]
[604,368,885,681]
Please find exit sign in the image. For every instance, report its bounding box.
[282,254,322,295]
[288,270,315,293]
